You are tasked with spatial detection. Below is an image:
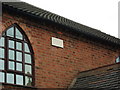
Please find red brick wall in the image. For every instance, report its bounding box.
[0,10,120,89]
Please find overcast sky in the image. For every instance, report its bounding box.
[21,0,119,38]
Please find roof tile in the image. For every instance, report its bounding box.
[2,2,120,46]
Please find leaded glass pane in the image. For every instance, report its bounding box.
[16,74,23,85]
[0,37,5,47]
[16,42,22,50]
[16,51,22,62]
[25,54,31,64]
[24,43,30,53]
[0,59,4,70]
[0,48,4,58]
[9,40,14,49]
[9,61,15,70]
[7,27,14,37]
[7,73,14,84]
[9,50,15,60]
[25,76,32,86]
[16,63,22,71]
[1,25,33,86]
[16,28,23,40]
[25,65,32,75]
[0,72,5,83]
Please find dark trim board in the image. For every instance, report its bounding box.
[2,2,120,46]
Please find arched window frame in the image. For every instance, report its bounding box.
[0,23,34,87]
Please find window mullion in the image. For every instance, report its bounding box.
[14,26,16,85]
[5,37,9,71]
[14,26,16,38]
[0,24,34,86]
[22,40,25,85]
[15,40,16,71]
[4,36,8,83]
[32,54,34,86]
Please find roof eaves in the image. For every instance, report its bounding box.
[2,2,120,46]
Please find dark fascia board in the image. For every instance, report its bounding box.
[2,2,120,47]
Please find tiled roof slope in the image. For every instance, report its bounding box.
[70,63,120,88]
[2,2,120,46]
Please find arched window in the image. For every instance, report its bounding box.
[0,24,34,87]
[115,56,120,63]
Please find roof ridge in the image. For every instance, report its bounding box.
[2,2,120,46]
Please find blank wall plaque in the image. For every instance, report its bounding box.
[52,37,64,48]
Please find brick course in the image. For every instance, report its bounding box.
[0,9,120,89]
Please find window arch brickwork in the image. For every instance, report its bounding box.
[0,24,34,87]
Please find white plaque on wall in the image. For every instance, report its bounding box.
[52,37,64,48]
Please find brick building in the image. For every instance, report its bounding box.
[0,1,120,89]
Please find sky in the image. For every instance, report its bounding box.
[20,0,119,38]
